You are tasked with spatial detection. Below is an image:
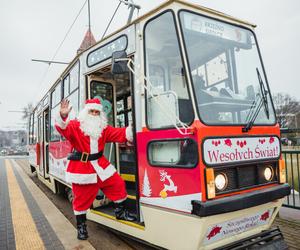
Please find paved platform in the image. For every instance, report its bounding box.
[0,158,95,250]
[274,206,300,250]
[2,156,300,250]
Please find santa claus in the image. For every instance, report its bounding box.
[55,98,136,240]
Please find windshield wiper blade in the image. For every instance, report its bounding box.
[242,95,263,132]
[242,68,270,132]
[256,68,270,119]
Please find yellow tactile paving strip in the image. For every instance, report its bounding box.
[5,159,45,250]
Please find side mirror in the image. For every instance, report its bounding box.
[111,51,128,74]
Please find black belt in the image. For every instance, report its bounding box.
[67,151,103,162]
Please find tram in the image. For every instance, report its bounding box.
[28,0,290,249]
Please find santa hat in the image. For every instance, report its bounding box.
[84,98,102,111]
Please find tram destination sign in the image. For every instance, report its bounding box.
[87,35,127,67]
[182,12,250,46]
[203,136,280,165]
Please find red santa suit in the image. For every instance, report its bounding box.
[55,99,132,215]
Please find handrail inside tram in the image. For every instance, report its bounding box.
[116,57,192,135]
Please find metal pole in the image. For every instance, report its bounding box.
[87,0,92,46]
[31,59,69,65]
[127,5,135,24]
[118,0,141,24]
[88,0,91,32]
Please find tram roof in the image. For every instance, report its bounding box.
[74,0,256,68]
[91,0,256,49]
[75,0,256,59]
[34,0,256,109]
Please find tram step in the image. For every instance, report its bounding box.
[126,185,136,201]
[121,173,135,182]
[91,201,139,222]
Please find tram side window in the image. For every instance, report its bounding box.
[51,83,62,108]
[51,88,79,141]
[69,62,79,93]
[50,82,63,141]
[43,96,49,107]
[50,105,61,141]
[51,61,80,142]
[148,139,198,168]
[68,90,79,120]
[33,113,38,144]
[28,113,34,144]
[63,61,79,98]
[144,11,194,129]
[63,75,70,98]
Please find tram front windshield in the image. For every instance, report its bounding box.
[179,11,275,125]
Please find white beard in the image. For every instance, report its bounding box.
[78,108,108,139]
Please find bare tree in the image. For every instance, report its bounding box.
[22,103,34,121]
[272,93,300,128]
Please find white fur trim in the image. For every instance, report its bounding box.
[78,107,107,139]
[65,172,97,184]
[55,113,70,129]
[126,126,133,142]
[74,210,87,215]
[91,163,116,182]
[89,138,116,181]
[85,103,102,111]
[90,138,98,154]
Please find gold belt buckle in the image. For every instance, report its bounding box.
[80,152,89,163]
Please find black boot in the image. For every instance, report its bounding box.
[76,214,88,240]
[114,201,137,222]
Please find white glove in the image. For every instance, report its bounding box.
[125,124,133,142]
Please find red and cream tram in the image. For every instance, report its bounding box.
[28,1,290,249]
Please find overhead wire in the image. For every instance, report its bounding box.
[35,0,136,101]
[34,0,88,101]
[101,1,122,40]
[51,0,88,61]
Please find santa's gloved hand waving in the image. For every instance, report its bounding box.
[55,98,136,241]
[60,99,72,118]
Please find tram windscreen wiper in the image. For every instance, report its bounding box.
[242,68,270,132]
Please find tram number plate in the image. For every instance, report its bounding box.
[203,208,274,245]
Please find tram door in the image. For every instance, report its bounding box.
[38,108,50,180]
[88,77,116,167]
[87,72,138,218]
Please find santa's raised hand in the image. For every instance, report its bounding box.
[60,99,72,118]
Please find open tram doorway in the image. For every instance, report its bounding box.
[87,63,140,222]
[38,107,51,181]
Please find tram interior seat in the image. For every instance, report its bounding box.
[192,75,245,102]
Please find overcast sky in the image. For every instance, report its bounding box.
[0,0,299,130]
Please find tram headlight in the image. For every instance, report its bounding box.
[263,166,274,181]
[215,173,228,191]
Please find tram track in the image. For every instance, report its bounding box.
[15,158,153,250]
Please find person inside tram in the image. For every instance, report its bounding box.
[55,98,136,240]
